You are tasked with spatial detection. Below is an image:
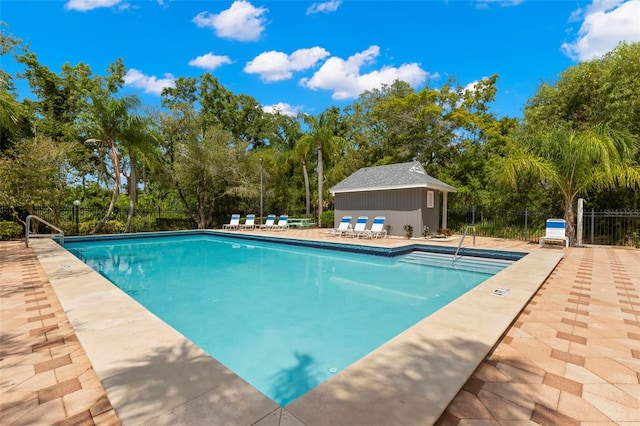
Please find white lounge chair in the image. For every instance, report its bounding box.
[275,215,289,231]
[259,214,277,230]
[540,219,569,248]
[346,216,368,238]
[360,216,387,239]
[223,214,240,230]
[240,214,255,230]
[331,216,352,236]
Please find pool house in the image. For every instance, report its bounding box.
[329,161,457,237]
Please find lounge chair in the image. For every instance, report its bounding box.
[275,215,289,231]
[240,214,255,230]
[259,214,277,230]
[360,216,387,239]
[540,219,569,248]
[330,216,352,236]
[345,216,368,238]
[223,214,240,230]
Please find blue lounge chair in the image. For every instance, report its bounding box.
[259,214,277,230]
[331,216,352,236]
[540,219,569,248]
[360,216,387,239]
[275,215,289,231]
[240,214,255,230]
[346,216,368,238]
[223,214,240,230]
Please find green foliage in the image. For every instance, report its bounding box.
[437,228,454,237]
[0,220,22,240]
[77,219,124,234]
[0,137,74,212]
[320,210,334,228]
[403,224,413,238]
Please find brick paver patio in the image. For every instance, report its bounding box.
[1,231,639,425]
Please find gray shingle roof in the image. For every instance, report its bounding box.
[330,161,457,194]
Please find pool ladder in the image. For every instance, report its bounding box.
[25,215,64,247]
[452,225,476,265]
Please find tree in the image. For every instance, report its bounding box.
[173,126,242,228]
[0,137,74,225]
[119,114,157,232]
[297,109,346,225]
[498,126,640,242]
[521,41,640,212]
[294,132,313,217]
[525,42,640,137]
[78,59,144,233]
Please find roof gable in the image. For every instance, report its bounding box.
[330,161,457,194]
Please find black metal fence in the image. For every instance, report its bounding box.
[0,205,196,235]
[583,209,640,247]
[2,205,639,247]
[448,207,640,248]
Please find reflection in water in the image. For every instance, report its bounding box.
[270,351,319,406]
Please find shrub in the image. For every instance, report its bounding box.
[403,224,413,239]
[77,219,125,234]
[437,228,454,237]
[0,221,23,240]
[320,210,334,228]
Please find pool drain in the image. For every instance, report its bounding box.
[329,367,337,373]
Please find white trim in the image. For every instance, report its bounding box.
[427,191,434,208]
[331,183,457,195]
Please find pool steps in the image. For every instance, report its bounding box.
[398,251,512,275]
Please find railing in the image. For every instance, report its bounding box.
[452,225,476,265]
[25,215,64,247]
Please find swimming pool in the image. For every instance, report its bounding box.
[66,233,513,406]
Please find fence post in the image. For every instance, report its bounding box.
[524,208,528,241]
[577,198,584,247]
[471,205,476,225]
[590,208,595,245]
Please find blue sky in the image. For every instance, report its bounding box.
[2,0,640,118]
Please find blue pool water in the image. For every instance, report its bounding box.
[67,234,510,406]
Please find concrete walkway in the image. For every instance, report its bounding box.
[1,241,119,425]
[1,231,638,425]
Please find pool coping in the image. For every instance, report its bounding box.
[31,233,564,425]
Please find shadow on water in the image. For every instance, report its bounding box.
[270,351,319,406]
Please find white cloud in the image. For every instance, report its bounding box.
[244,47,330,82]
[123,69,175,96]
[562,0,640,61]
[307,0,342,15]
[188,52,233,70]
[299,46,433,100]
[192,0,268,42]
[474,0,524,9]
[262,102,303,117]
[65,0,122,11]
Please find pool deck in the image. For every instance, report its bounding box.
[1,229,638,425]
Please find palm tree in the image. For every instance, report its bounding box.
[82,91,142,234]
[297,110,345,226]
[294,135,314,217]
[498,126,640,242]
[120,115,157,232]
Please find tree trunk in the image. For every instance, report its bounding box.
[564,197,575,246]
[93,139,121,234]
[301,156,310,217]
[93,186,119,234]
[317,142,323,227]
[125,155,137,233]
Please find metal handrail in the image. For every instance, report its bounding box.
[452,225,476,265]
[25,215,64,247]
